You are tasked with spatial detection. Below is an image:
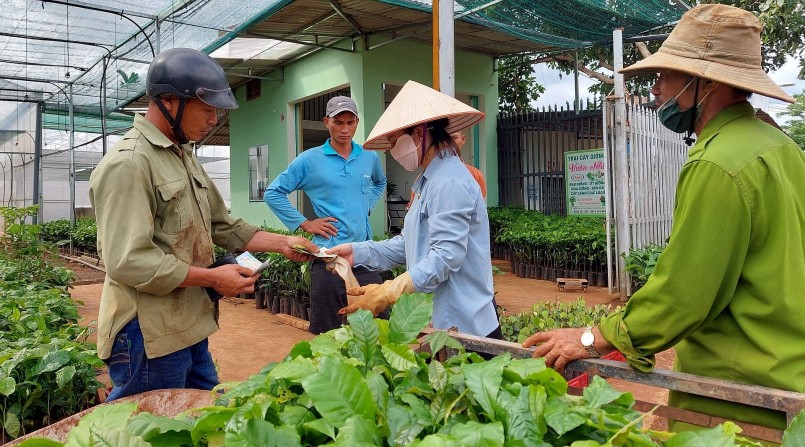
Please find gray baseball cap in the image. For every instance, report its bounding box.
[325,96,358,117]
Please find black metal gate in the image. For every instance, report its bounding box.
[497,101,603,215]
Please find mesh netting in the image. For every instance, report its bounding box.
[0,0,292,119]
[381,0,685,48]
[1,0,683,124]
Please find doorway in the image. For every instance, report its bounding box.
[296,88,350,221]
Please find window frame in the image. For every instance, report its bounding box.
[248,144,269,202]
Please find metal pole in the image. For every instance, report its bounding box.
[432,0,439,90]
[68,83,76,254]
[155,19,161,54]
[573,51,580,114]
[603,98,613,294]
[101,58,108,156]
[438,0,455,96]
[612,28,630,300]
[32,102,43,224]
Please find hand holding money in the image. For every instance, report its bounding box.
[291,243,337,260]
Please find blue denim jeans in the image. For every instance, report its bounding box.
[104,318,219,401]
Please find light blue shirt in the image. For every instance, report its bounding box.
[264,139,386,248]
[353,153,498,337]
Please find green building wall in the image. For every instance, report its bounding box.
[228,38,498,237]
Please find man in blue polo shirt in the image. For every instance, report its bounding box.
[265,96,387,333]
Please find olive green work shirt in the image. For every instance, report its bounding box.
[599,103,805,430]
[89,115,259,360]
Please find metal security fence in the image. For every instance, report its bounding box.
[604,97,689,296]
[497,98,688,296]
[603,100,689,252]
[624,103,689,249]
[497,101,604,215]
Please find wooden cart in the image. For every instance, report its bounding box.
[420,328,805,444]
[556,277,588,292]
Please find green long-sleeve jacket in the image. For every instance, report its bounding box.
[599,103,805,430]
[89,115,258,359]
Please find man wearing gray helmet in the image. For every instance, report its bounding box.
[89,48,316,400]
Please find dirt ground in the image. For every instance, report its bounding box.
[65,258,672,429]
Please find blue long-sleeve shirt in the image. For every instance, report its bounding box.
[352,153,498,337]
[264,139,386,248]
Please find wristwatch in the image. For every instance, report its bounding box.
[581,326,601,358]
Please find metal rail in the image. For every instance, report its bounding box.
[419,328,805,443]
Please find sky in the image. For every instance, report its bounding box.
[530,58,804,126]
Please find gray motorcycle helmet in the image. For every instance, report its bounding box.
[146,48,238,110]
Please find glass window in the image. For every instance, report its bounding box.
[249,144,269,201]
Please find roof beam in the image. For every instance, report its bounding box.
[157,0,199,21]
[372,17,432,35]
[622,33,669,43]
[113,56,155,65]
[291,11,340,35]
[0,75,94,88]
[222,8,354,86]
[367,26,429,51]
[0,58,89,73]
[241,31,354,53]
[0,88,50,96]
[0,88,54,102]
[0,32,113,51]
[225,72,284,81]
[455,0,504,19]
[329,0,364,35]
[160,19,233,35]
[40,0,157,20]
[258,31,354,39]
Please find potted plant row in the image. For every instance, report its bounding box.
[490,207,608,286]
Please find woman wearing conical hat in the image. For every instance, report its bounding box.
[328,80,501,339]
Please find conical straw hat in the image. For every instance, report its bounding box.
[620,4,794,103]
[364,80,485,150]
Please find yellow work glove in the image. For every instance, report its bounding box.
[325,256,360,290]
[338,272,414,316]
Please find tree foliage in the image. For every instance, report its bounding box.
[520,0,805,103]
[497,55,545,114]
[783,92,805,149]
[727,0,805,77]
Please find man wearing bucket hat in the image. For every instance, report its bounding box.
[523,4,805,431]
[265,96,387,334]
[328,80,501,340]
[89,48,316,400]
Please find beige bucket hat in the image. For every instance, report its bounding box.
[363,80,485,150]
[620,4,794,103]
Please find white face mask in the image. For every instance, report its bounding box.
[390,133,420,171]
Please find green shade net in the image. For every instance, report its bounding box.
[380,0,686,48]
[0,0,294,117]
[2,0,683,123]
[43,111,133,134]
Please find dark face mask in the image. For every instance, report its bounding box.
[656,78,697,134]
[657,96,699,134]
